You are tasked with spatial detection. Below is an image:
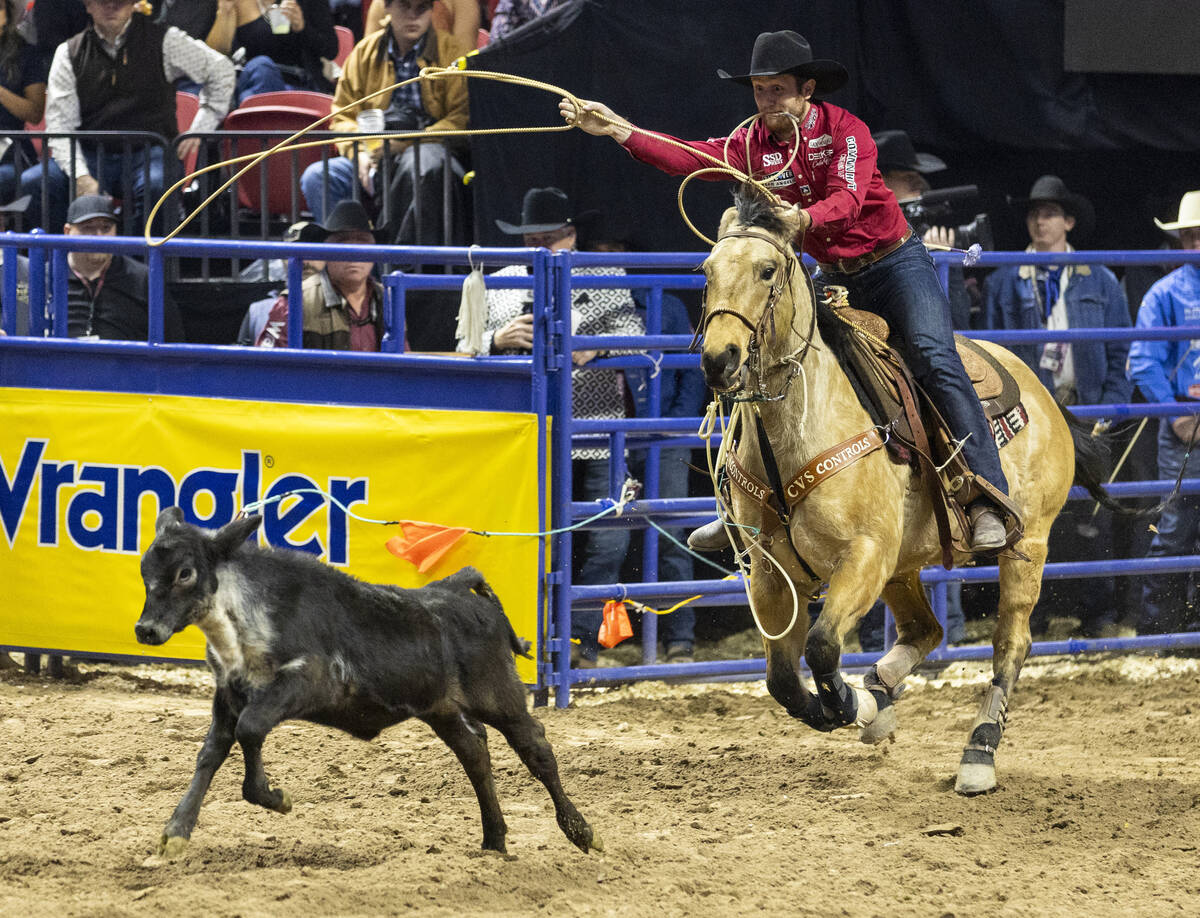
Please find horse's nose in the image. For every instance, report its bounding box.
[702,343,741,390]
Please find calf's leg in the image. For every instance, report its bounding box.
[159,691,238,857]
[422,711,508,852]
[234,676,313,814]
[489,708,598,854]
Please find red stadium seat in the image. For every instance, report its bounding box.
[334,25,354,66]
[220,105,335,219]
[238,91,334,118]
[477,27,490,49]
[176,91,201,175]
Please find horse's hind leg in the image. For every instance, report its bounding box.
[857,570,946,744]
[956,538,1048,795]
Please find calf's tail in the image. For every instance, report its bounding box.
[452,566,533,659]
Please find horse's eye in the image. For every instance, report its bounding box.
[761,264,777,281]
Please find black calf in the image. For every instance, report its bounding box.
[135,507,597,857]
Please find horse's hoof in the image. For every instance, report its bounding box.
[954,763,997,796]
[159,835,189,859]
[859,703,898,745]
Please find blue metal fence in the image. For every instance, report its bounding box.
[3,236,1200,707]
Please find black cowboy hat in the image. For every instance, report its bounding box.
[872,130,946,174]
[495,186,598,235]
[717,30,848,94]
[298,200,390,244]
[1010,175,1095,241]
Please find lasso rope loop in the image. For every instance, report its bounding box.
[148,63,797,247]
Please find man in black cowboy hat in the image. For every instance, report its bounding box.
[481,185,647,666]
[257,200,388,351]
[984,175,1131,638]
[561,29,1014,552]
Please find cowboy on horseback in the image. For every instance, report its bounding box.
[560,30,1015,553]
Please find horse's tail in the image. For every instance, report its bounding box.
[1059,404,1150,516]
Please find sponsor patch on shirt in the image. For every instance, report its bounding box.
[808,150,833,166]
[808,133,832,148]
[762,151,784,167]
[839,135,858,190]
[803,107,818,131]
[764,168,797,189]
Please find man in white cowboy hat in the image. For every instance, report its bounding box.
[985,175,1132,639]
[561,29,1015,553]
[1128,189,1200,636]
[480,186,645,667]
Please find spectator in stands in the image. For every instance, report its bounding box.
[478,187,644,667]
[365,0,479,51]
[64,192,185,340]
[592,233,705,662]
[1127,189,1200,636]
[256,199,385,350]
[489,0,568,42]
[161,0,338,104]
[0,0,47,210]
[299,0,469,247]
[563,29,1014,554]
[22,0,89,59]
[18,0,234,233]
[985,175,1132,638]
[236,219,324,344]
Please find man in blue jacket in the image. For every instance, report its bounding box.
[984,175,1132,638]
[1127,189,1200,636]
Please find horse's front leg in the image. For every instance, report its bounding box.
[751,557,826,729]
[804,544,891,732]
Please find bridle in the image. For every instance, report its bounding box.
[692,227,819,403]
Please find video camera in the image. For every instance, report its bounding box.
[900,184,993,251]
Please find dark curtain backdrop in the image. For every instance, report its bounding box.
[467,0,1200,256]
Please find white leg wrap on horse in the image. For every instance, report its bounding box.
[970,683,1007,731]
[875,644,923,690]
[852,686,879,728]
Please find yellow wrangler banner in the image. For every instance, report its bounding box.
[0,388,543,683]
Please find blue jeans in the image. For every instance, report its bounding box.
[301,143,463,243]
[572,458,631,658]
[1141,419,1200,633]
[236,56,315,105]
[815,233,1009,495]
[18,145,168,233]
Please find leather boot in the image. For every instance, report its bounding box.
[687,518,729,552]
[968,503,1006,552]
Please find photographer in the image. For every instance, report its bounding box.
[874,129,986,330]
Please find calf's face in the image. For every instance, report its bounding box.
[134,508,262,646]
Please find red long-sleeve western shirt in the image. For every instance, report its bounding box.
[621,101,908,264]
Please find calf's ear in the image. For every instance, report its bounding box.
[155,506,185,534]
[212,514,263,559]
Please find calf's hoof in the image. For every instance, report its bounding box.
[588,831,604,854]
[955,762,997,796]
[558,811,596,854]
[273,790,293,813]
[159,835,189,859]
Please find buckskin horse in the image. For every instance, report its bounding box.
[698,189,1111,794]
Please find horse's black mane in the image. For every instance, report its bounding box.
[730,186,857,365]
[732,186,793,239]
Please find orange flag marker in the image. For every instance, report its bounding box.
[598,600,633,648]
[385,521,470,573]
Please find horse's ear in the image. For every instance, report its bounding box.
[717,206,740,239]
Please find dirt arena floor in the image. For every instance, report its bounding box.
[1,651,1198,918]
